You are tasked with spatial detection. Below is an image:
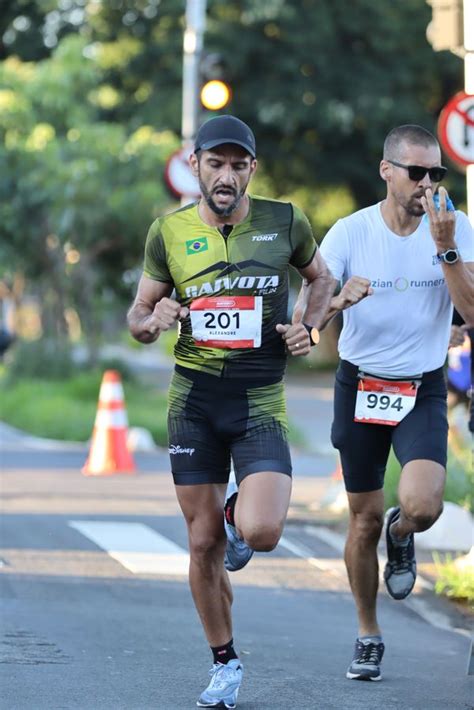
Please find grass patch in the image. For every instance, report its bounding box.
[1,365,308,450]
[0,372,168,446]
[433,552,474,603]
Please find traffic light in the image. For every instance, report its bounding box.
[426,0,463,52]
[201,79,231,111]
[200,53,232,111]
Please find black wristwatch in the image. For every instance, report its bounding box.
[303,323,320,346]
[437,248,460,265]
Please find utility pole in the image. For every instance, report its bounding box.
[181,0,207,206]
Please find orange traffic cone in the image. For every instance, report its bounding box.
[82,370,136,476]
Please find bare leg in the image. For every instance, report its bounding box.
[175,483,233,647]
[344,489,384,637]
[234,471,292,551]
[391,459,445,539]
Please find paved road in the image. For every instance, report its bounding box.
[1,424,472,709]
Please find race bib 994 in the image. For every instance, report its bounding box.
[354,376,419,426]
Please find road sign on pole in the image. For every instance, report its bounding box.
[438,91,474,170]
[164,147,200,201]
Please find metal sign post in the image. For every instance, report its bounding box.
[181,0,207,206]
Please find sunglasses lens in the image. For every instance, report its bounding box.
[406,165,447,182]
[429,168,446,182]
[407,166,427,181]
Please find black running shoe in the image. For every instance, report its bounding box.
[346,639,385,681]
[383,506,416,600]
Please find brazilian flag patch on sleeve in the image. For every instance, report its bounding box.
[186,237,208,255]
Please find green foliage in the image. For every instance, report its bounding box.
[98,357,136,383]
[0,371,168,445]
[1,1,465,207]
[7,338,74,380]
[0,0,467,357]
[61,370,104,401]
[0,34,180,352]
[446,444,473,511]
[157,325,179,359]
[124,383,169,446]
[205,0,465,205]
[433,552,474,603]
[0,377,98,441]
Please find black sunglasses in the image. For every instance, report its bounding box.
[387,160,447,183]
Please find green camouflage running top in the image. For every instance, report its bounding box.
[143,195,317,379]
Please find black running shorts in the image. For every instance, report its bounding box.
[331,360,448,493]
[167,366,292,485]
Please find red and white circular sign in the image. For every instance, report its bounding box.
[164,146,201,199]
[438,91,474,171]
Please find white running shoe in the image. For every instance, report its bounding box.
[197,659,243,708]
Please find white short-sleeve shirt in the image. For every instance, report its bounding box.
[320,203,474,377]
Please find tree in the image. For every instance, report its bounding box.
[0,0,467,356]
[0,34,179,359]
[204,0,464,210]
[2,1,464,216]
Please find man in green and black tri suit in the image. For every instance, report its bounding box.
[128,115,335,708]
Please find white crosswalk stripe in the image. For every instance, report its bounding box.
[69,521,189,575]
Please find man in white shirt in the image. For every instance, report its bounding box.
[317,125,473,681]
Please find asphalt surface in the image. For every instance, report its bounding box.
[0,366,472,709]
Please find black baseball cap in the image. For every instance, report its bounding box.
[194,115,256,158]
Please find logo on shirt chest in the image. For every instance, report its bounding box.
[252,233,278,242]
[370,275,446,291]
[181,259,280,298]
[186,238,208,255]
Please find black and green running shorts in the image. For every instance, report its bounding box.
[167,366,292,485]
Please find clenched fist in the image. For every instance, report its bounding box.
[145,298,189,336]
[275,322,311,356]
[333,276,373,311]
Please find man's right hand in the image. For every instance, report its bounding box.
[145,298,189,336]
[333,276,373,311]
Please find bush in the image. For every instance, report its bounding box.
[0,371,168,444]
[0,377,97,441]
[433,552,474,603]
[7,338,74,380]
[98,357,136,383]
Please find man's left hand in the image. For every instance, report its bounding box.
[275,322,311,356]
[421,186,456,252]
